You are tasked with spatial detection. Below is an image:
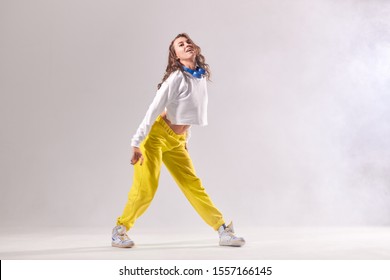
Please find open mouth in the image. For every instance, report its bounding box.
[185,47,194,53]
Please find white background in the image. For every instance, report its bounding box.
[1,0,390,230]
[3,260,390,280]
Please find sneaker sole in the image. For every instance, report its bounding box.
[111,242,134,248]
[219,240,246,247]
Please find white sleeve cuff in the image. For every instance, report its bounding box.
[186,126,192,144]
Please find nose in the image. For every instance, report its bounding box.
[185,43,193,51]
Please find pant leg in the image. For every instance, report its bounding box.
[162,144,225,231]
[116,123,165,230]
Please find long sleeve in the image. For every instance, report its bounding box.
[186,126,192,144]
[131,71,183,147]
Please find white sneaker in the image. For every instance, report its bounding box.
[111,225,134,248]
[218,222,245,247]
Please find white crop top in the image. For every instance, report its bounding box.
[131,70,208,147]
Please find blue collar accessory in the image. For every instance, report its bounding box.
[182,66,206,78]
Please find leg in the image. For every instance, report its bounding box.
[116,129,164,230]
[162,144,225,230]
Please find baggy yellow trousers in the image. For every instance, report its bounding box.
[116,115,225,231]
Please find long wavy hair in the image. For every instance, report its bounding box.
[157,33,211,89]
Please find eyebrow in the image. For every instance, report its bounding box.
[176,39,191,45]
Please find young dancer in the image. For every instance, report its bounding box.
[112,33,245,248]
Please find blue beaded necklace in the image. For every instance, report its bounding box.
[182,65,206,79]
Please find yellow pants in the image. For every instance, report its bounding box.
[116,115,225,231]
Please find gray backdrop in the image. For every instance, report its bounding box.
[1,0,390,230]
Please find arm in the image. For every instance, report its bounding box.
[130,71,186,166]
[131,71,182,148]
[130,85,171,166]
[185,126,192,150]
[130,87,169,148]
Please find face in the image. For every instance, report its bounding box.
[173,36,196,62]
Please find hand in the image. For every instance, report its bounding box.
[131,146,144,166]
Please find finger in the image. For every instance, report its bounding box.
[131,151,144,165]
[131,156,138,165]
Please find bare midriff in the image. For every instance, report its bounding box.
[160,111,190,135]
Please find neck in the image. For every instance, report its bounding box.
[180,59,196,70]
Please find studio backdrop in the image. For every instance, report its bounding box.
[1,0,390,229]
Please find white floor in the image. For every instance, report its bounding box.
[1,226,390,260]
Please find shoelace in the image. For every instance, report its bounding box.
[113,229,128,239]
[114,232,131,241]
[223,227,238,238]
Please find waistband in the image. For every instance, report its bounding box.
[156,115,187,140]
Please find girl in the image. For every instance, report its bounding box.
[112,33,245,248]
